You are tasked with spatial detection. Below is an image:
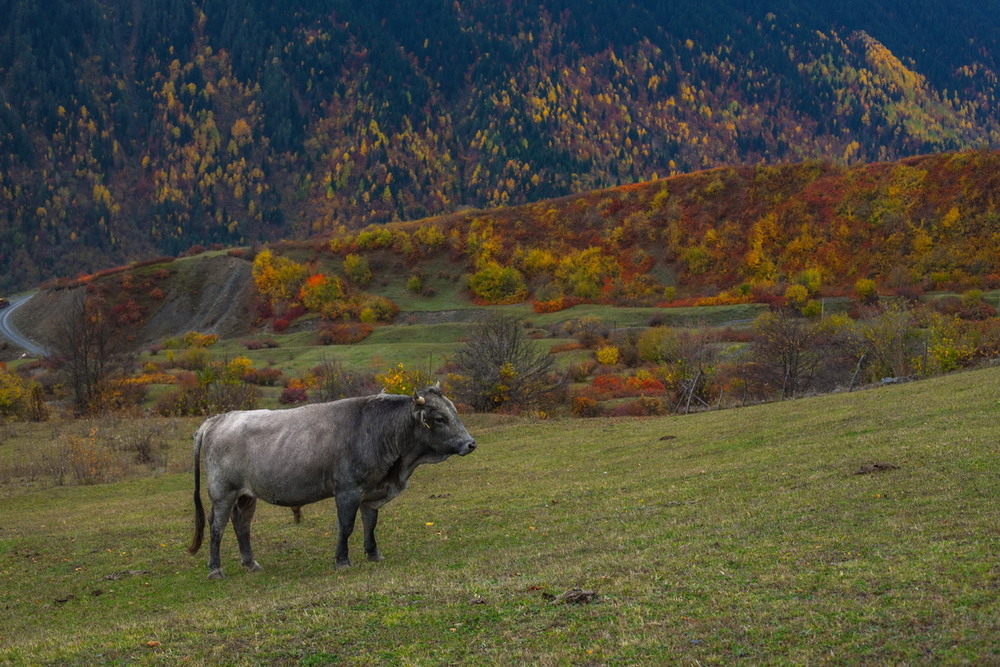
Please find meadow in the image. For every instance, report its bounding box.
[1,364,997,664]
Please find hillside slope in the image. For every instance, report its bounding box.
[8,149,1000,354]
[10,254,256,347]
[2,0,1000,290]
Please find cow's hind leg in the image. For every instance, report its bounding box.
[231,495,262,573]
[207,492,238,580]
[361,505,383,562]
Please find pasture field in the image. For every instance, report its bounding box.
[167,300,767,399]
[0,366,998,664]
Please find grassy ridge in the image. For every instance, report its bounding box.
[1,367,998,664]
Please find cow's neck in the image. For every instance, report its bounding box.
[397,444,449,480]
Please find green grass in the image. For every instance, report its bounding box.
[204,321,475,381]
[1,365,998,664]
[177,301,765,385]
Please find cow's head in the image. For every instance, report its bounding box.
[413,385,476,456]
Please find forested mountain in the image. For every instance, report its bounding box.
[2,0,999,291]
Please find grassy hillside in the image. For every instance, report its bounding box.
[17,149,1000,353]
[1,365,997,664]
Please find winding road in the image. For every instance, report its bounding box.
[0,294,46,356]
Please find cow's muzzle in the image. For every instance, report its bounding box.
[458,439,476,456]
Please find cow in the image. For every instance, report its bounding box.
[188,385,476,579]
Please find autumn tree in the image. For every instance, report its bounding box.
[0,364,45,421]
[452,313,557,412]
[252,249,308,305]
[299,274,344,315]
[343,253,373,287]
[468,262,528,304]
[45,292,134,414]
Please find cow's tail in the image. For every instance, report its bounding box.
[188,423,207,555]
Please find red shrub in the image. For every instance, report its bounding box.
[318,322,374,345]
[242,338,279,350]
[625,377,667,394]
[244,367,285,386]
[281,304,308,322]
[279,386,309,405]
[113,299,147,325]
[607,397,668,417]
[271,318,290,333]
[592,374,626,396]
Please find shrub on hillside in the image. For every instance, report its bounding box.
[242,338,279,350]
[318,322,374,345]
[607,397,669,417]
[343,253,373,286]
[300,273,344,313]
[313,358,376,401]
[595,344,620,365]
[376,363,435,396]
[929,292,997,320]
[452,313,558,412]
[469,262,528,304]
[279,386,309,405]
[533,297,566,314]
[565,360,596,383]
[571,395,602,417]
[243,367,285,386]
[0,364,47,422]
[153,368,259,416]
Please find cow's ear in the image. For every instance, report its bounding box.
[413,392,426,406]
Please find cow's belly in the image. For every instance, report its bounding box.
[242,468,334,507]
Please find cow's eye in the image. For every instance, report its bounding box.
[433,415,448,425]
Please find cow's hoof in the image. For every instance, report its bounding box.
[208,569,224,580]
[367,551,384,563]
[335,560,352,570]
[244,560,263,573]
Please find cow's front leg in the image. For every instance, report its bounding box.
[334,491,361,568]
[361,505,383,562]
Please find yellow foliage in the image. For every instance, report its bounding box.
[376,363,433,395]
[596,345,620,366]
[0,363,29,419]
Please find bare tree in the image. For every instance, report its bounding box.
[751,309,825,399]
[45,291,133,414]
[453,313,557,412]
[313,356,377,402]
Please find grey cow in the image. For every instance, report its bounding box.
[188,385,476,579]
